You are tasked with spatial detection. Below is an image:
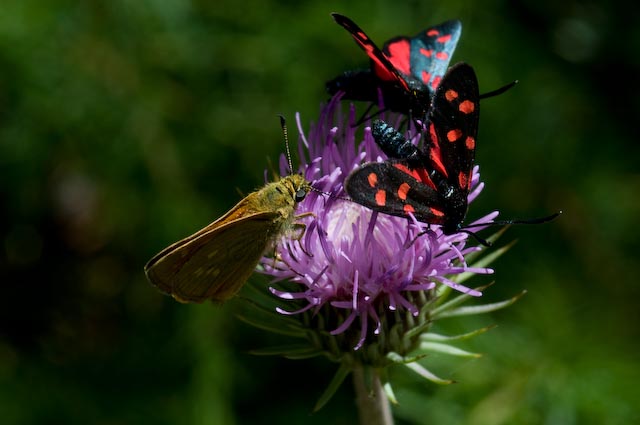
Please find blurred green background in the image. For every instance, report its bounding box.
[1,0,638,424]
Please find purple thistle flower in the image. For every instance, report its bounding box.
[258,96,497,352]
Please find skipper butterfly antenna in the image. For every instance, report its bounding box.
[276,115,363,204]
[278,114,295,175]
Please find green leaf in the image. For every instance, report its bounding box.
[313,363,352,412]
[419,341,481,358]
[435,290,527,319]
[421,325,496,342]
[382,380,398,405]
[403,361,455,385]
[431,281,494,316]
[377,369,398,405]
[386,351,428,365]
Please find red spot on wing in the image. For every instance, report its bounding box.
[430,75,441,90]
[367,172,378,188]
[459,100,475,114]
[436,35,452,43]
[435,51,449,60]
[386,40,411,75]
[393,163,435,189]
[393,163,420,180]
[419,48,434,58]
[375,189,386,206]
[336,16,407,86]
[447,129,463,142]
[421,71,432,85]
[430,207,445,217]
[429,151,447,178]
[465,136,475,150]
[404,204,416,214]
[428,123,447,178]
[371,58,396,81]
[353,35,404,87]
[458,171,470,190]
[445,89,458,102]
[355,31,369,44]
[426,29,439,36]
[397,182,410,200]
[353,33,375,54]
[429,122,439,147]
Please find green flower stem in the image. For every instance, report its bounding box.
[353,365,394,425]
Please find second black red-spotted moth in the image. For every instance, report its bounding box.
[345,63,560,238]
[345,62,480,235]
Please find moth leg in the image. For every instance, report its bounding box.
[354,102,386,127]
[405,226,436,249]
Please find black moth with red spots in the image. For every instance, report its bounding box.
[327,13,461,119]
[344,62,479,235]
